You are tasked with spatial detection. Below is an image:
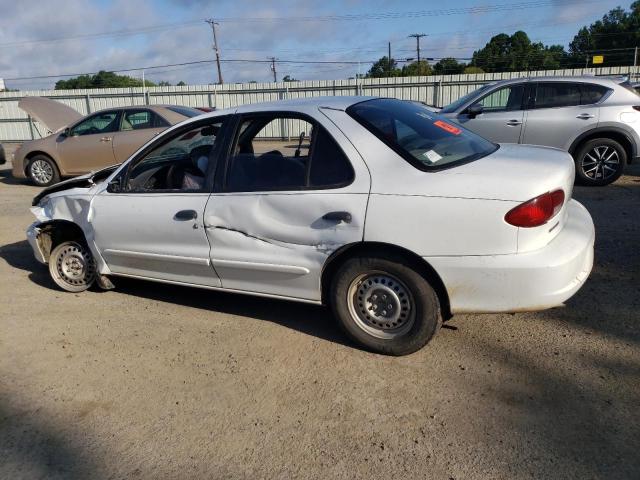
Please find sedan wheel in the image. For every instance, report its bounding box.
[347,271,416,339]
[575,139,626,186]
[28,155,60,187]
[330,254,442,356]
[48,241,96,292]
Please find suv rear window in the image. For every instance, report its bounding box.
[347,99,498,170]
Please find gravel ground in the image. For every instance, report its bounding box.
[1,156,639,480]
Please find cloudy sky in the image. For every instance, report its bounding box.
[0,0,624,90]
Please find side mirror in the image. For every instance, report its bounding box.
[107,177,122,193]
[61,127,71,138]
[466,103,484,118]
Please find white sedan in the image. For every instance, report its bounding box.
[26,97,595,355]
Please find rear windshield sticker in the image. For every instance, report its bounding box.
[423,150,443,163]
[434,120,461,135]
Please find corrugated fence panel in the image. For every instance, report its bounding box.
[2,66,640,141]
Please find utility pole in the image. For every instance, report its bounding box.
[268,57,277,82]
[205,19,223,84]
[408,33,427,65]
[634,46,638,67]
[388,41,392,76]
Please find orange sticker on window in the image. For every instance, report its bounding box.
[434,120,461,135]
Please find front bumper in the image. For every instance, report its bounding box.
[11,149,26,178]
[26,222,48,264]
[428,200,595,313]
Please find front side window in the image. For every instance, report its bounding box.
[348,99,498,170]
[226,114,353,192]
[71,111,120,136]
[440,84,493,113]
[122,120,225,193]
[533,82,581,109]
[475,85,524,112]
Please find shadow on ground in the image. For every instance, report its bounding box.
[0,239,352,349]
[0,395,103,480]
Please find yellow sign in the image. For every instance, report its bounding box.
[593,55,604,64]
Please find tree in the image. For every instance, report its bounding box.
[568,2,640,67]
[176,81,186,86]
[365,56,401,78]
[433,57,466,75]
[282,75,298,82]
[471,31,566,72]
[400,60,432,76]
[463,66,485,74]
[55,71,157,90]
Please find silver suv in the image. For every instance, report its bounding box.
[440,76,640,186]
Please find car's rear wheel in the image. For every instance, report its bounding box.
[48,241,96,292]
[28,155,60,187]
[330,254,442,355]
[574,138,626,186]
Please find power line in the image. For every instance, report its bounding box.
[0,0,601,50]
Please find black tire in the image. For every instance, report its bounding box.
[27,154,60,187]
[329,254,442,356]
[574,138,626,186]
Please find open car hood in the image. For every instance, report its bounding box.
[18,97,84,134]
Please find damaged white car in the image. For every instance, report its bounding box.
[27,97,595,355]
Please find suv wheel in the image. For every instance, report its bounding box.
[330,254,442,356]
[28,155,60,187]
[574,138,626,186]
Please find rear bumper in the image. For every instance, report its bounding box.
[428,200,595,313]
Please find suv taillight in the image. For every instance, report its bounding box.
[505,190,565,228]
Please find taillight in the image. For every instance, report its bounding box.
[505,190,565,228]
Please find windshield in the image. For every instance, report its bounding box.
[439,84,493,113]
[347,99,498,170]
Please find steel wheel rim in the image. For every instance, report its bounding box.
[30,159,53,184]
[347,271,415,340]
[52,243,96,288]
[581,146,620,181]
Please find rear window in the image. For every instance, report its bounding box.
[165,106,204,118]
[347,99,498,170]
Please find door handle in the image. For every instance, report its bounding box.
[576,113,595,120]
[100,136,112,142]
[322,211,352,223]
[506,119,522,126]
[174,210,198,221]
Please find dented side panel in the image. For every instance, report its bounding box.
[204,192,369,300]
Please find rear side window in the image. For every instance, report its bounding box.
[121,110,169,131]
[347,99,498,171]
[226,114,354,192]
[533,83,581,108]
[579,84,610,105]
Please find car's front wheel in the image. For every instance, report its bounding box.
[48,241,96,292]
[28,155,60,187]
[330,254,442,355]
[574,138,626,186]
